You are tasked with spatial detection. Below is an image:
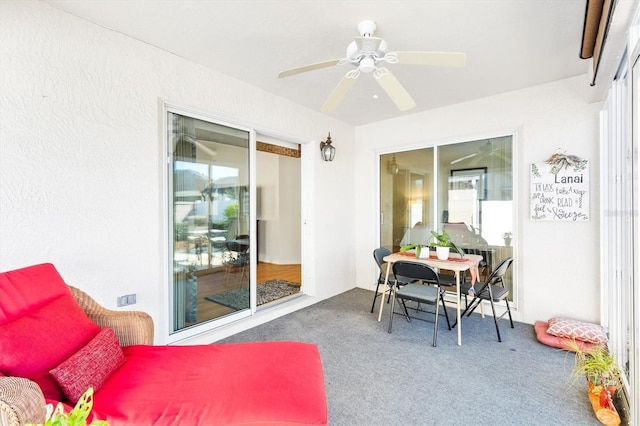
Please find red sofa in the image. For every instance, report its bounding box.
[0,263,328,425]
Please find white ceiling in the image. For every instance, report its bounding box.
[42,0,590,126]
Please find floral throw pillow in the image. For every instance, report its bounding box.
[50,327,126,403]
[546,317,608,345]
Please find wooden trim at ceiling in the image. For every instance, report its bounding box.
[581,0,605,59]
[580,0,616,85]
[256,141,301,158]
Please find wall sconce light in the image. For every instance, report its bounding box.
[319,132,335,162]
[387,154,399,175]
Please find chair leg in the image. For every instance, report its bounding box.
[387,288,397,333]
[465,297,482,317]
[400,299,411,322]
[439,291,451,330]
[452,296,480,328]
[370,281,382,313]
[505,299,514,328]
[432,296,439,347]
[489,299,502,342]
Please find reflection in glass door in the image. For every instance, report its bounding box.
[168,111,250,333]
[380,148,434,253]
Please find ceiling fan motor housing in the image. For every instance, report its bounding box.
[357,20,377,36]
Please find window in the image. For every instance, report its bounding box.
[599,40,639,418]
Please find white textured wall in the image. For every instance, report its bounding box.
[0,1,355,343]
[355,75,601,325]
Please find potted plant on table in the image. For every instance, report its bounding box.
[399,242,428,258]
[429,229,464,260]
[571,343,622,426]
[399,229,463,260]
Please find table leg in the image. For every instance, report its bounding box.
[377,262,392,322]
[456,271,462,345]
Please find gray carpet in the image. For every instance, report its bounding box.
[220,288,601,426]
[205,279,300,310]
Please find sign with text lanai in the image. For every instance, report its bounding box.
[530,160,589,221]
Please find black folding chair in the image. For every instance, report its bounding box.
[388,261,451,346]
[455,257,514,342]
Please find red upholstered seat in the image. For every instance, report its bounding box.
[94,343,327,425]
[0,264,328,425]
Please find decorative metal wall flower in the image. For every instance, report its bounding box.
[545,152,587,174]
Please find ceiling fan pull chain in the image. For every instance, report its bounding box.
[373,67,389,79]
[346,69,361,79]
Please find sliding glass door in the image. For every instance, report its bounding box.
[380,136,514,296]
[168,111,251,333]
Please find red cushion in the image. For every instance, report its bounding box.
[0,263,71,323]
[93,342,328,425]
[50,327,126,403]
[0,264,101,400]
[534,321,594,351]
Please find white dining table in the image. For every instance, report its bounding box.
[377,250,482,346]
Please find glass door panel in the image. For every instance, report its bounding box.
[168,112,250,333]
[439,136,513,295]
[380,148,434,253]
[380,136,513,297]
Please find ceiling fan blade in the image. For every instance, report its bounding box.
[395,51,467,67]
[278,59,341,78]
[320,75,356,113]
[451,153,477,165]
[375,70,416,111]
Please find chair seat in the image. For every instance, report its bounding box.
[477,284,509,301]
[396,283,439,303]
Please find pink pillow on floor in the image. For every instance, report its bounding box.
[50,327,126,403]
[546,317,608,345]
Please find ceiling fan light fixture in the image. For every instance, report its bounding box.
[359,57,376,73]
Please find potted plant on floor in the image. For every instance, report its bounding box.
[571,343,622,426]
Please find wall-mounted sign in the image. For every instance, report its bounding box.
[530,158,589,221]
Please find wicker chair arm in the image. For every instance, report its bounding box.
[69,286,154,346]
[0,377,46,426]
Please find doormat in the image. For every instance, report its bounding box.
[205,279,301,311]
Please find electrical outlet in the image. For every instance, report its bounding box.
[117,294,137,307]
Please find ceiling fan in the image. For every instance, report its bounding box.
[450,140,511,165]
[278,20,466,113]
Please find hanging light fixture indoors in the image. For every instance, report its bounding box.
[320,132,335,161]
[387,154,399,175]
